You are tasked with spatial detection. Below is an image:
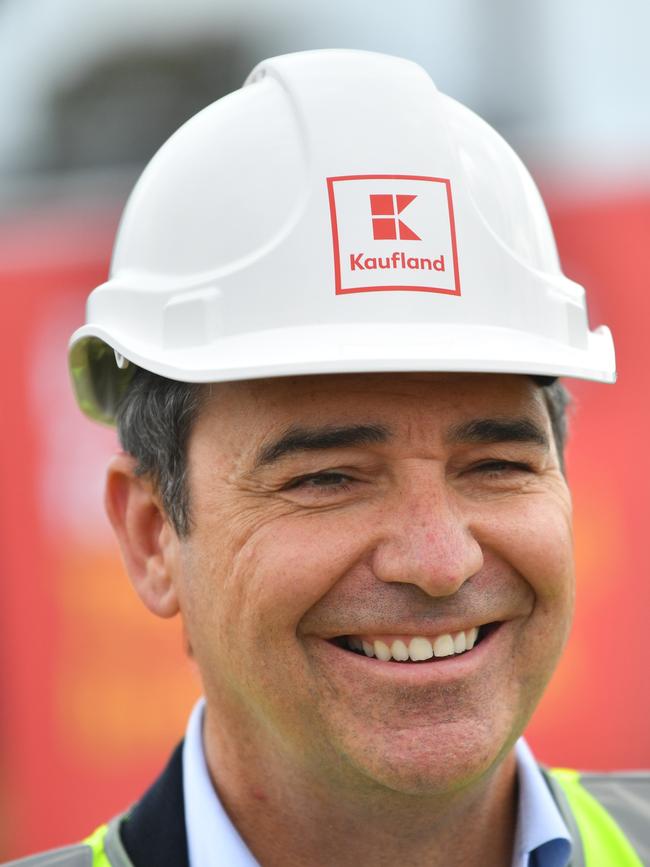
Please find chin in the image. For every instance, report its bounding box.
[332,716,517,798]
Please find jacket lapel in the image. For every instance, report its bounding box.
[118,741,189,867]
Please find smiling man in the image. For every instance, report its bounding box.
[13,50,650,867]
[105,371,574,867]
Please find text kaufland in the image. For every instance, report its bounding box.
[349,251,446,272]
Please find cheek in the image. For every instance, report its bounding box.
[478,496,575,660]
[233,512,370,633]
[469,495,575,724]
[179,510,370,659]
[487,488,572,569]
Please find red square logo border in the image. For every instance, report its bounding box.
[326,174,461,296]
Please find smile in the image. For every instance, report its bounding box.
[330,623,500,663]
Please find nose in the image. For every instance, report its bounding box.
[370,473,484,598]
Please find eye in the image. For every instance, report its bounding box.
[472,460,534,476]
[282,471,354,492]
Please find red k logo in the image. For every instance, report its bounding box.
[370,193,421,241]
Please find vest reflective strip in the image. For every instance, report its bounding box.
[549,768,643,867]
[82,825,112,867]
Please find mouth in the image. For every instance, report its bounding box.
[328,622,501,663]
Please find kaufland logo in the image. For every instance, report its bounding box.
[327,174,461,295]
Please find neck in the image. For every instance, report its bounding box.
[202,705,519,867]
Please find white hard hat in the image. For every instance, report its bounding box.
[69,49,615,424]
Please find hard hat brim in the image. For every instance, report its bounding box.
[69,321,616,425]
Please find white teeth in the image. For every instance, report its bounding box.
[390,639,410,661]
[373,640,391,661]
[347,625,485,661]
[408,637,434,661]
[433,634,455,658]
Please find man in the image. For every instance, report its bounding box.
[11,50,648,866]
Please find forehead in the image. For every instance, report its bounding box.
[193,372,550,452]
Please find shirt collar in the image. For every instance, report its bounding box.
[512,738,573,867]
[183,698,573,867]
[183,698,260,867]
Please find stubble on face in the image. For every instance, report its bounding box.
[174,373,574,803]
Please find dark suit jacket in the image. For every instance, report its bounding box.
[119,741,189,867]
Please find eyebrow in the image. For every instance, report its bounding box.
[254,424,392,468]
[253,416,548,470]
[447,417,549,448]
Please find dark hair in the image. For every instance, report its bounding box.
[115,368,203,536]
[537,377,571,476]
[115,369,571,537]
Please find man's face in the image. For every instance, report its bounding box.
[174,372,573,796]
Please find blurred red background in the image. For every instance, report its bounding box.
[0,184,648,860]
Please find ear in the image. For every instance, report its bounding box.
[104,452,180,618]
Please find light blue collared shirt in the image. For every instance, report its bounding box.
[512,738,572,867]
[183,699,572,867]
